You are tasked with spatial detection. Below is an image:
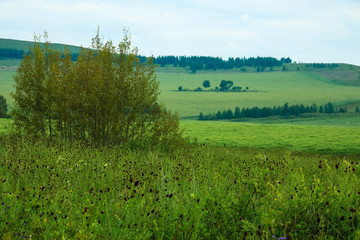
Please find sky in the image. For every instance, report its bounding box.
[1,0,360,65]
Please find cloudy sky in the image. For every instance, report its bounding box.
[1,0,359,65]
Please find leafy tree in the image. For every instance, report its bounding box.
[356,106,360,113]
[12,30,182,146]
[219,80,233,92]
[0,95,9,118]
[202,80,211,88]
[178,86,183,91]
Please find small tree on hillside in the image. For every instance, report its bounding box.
[202,80,210,88]
[355,106,360,113]
[219,80,233,92]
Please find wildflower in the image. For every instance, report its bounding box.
[273,236,286,240]
[190,193,195,199]
[44,218,47,223]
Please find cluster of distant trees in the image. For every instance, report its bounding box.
[179,80,250,92]
[144,56,292,73]
[199,102,356,120]
[0,48,79,61]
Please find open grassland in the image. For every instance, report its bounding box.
[181,120,360,154]
[157,70,360,118]
[230,113,360,127]
[0,140,359,239]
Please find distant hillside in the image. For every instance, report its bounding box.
[1,38,360,86]
[0,38,81,53]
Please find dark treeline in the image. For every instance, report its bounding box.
[0,48,79,61]
[151,56,292,72]
[305,63,339,69]
[1,47,292,72]
[199,102,353,120]
[0,48,25,59]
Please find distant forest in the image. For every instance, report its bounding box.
[0,47,292,71]
[199,102,359,121]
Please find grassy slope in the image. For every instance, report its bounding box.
[157,70,360,118]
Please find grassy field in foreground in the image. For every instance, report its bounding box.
[181,120,360,154]
[1,140,359,239]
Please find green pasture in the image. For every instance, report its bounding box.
[181,120,360,154]
[230,113,360,127]
[157,70,360,118]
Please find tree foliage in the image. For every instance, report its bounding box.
[219,80,233,92]
[0,95,9,118]
[202,80,210,88]
[12,30,182,146]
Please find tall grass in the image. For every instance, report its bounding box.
[0,137,359,239]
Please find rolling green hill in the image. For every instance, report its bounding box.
[157,70,360,118]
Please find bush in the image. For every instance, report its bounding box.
[11,30,182,146]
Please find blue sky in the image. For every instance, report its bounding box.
[1,0,359,65]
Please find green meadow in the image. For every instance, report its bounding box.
[181,120,360,154]
[157,69,360,118]
[1,39,360,239]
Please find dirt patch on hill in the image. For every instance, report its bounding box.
[316,69,360,86]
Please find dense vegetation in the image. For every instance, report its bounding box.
[199,102,354,120]
[0,139,359,239]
